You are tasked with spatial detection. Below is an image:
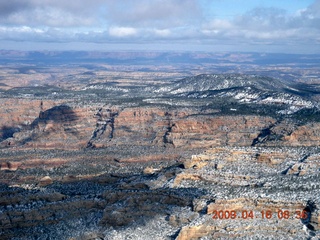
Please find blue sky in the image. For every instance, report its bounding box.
[0,0,319,53]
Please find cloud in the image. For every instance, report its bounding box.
[0,0,319,53]
[293,1,320,29]
[201,3,320,47]
[235,7,288,31]
[0,26,43,42]
[0,1,32,17]
[153,29,171,37]
[0,0,204,43]
[0,0,201,28]
[109,27,138,37]
[105,0,202,28]
[7,7,95,27]
[0,0,104,27]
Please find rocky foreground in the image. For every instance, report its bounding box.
[0,145,319,239]
[0,73,320,239]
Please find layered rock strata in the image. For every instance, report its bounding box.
[0,145,319,239]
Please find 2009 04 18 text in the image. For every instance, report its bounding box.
[212,210,308,220]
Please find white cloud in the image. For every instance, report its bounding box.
[109,27,137,37]
[0,0,102,27]
[7,7,94,27]
[199,3,320,47]
[153,29,171,37]
[201,19,233,36]
[0,0,319,53]
[206,19,233,30]
[105,0,202,28]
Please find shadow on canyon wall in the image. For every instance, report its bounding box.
[0,105,80,149]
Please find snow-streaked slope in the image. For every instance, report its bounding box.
[154,74,315,113]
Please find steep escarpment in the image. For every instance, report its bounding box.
[1,101,320,151]
[86,106,119,148]
[0,104,96,149]
[0,99,59,141]
[0,103,277,150]
[166,115,275,148]
[252,118,320,147]
[94,108,276,148]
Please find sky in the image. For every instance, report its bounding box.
[0,0,319,53]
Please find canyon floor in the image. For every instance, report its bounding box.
[0,51,320,240]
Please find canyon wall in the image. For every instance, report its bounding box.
[1,101,320,150]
